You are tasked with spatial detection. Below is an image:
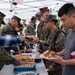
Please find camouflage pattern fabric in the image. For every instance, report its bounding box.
[37,21,50,41]
[0,47,15,64]
[25,22,36,36]
[1,23,19,53]
[47,29,65,52]
[45,28,66,75]
[37,21,50,53]
[37,22,44,40]
[1,23,18,35]
[60,25,68,34]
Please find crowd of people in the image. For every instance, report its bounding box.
[0,2,75,75]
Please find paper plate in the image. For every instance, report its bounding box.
[40,54,57,60]
[44,57,57,60]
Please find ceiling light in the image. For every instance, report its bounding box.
[9,10,13,12]
[12,2,17,5]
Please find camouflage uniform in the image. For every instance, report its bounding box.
[36,7,50,41]
[37,21,50,41]
[0,12,6,67]
[0,12,6,33]
[1,15,21,35]
[35,12,45,40]
[37,21,44,40]
[60,25,68,33]
[43,26,50,41]
[43,14,66,75]
[0,12,6,25]
[0,47,15,64]
[1,23,20,54]
[1,15,21,53]
[1,23,19,53]
[37,21,50,53]
[25,22,36,36]
[1,23,18,35]
[45,28,65,75]
[47,29,65,52]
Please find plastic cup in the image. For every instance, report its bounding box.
[71,51,75,59]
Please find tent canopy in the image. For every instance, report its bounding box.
[0,0,75,18]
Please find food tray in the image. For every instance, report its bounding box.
[40,54,57,60]
[14,63,35,68]
[13,65,36,74]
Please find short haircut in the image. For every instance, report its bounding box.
[31,16,36,21]
[22,19,26,21]
[58,3,75,17]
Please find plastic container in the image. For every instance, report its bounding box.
[13,65,36,74]
[35,59,41,63]
[71,51,75,59]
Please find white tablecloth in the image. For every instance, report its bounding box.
[0,60,48,75]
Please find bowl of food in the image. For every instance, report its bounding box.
[34,54,41,63]
[21,49,32,53]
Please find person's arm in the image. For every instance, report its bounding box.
[0,47,20,65]
[57,49,64,56]
[64,59,75,65]
[53,56,75,65]
[16,35,39,43]
[0,34,39,47]
[22,35,39,43]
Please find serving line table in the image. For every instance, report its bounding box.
[0,60,48,75]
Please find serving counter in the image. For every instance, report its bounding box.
[0,60,48,75]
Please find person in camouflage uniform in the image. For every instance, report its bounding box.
[0,12,6,33]
[1,15,21,35]
[0,12,7,68]
[38,7,50,41]
[1,15,22,54]
[0,14,21,69]
[0,47,20,66]
[25,16,36,36]
[37,22,46,40]
[35,12,49,53]
[44,14,66,75]
[0,33,39,69]
[35,7,50,53]
[35,12,45,40]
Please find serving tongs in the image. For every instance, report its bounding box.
[24,37,33,48]
[37,41,49,47]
